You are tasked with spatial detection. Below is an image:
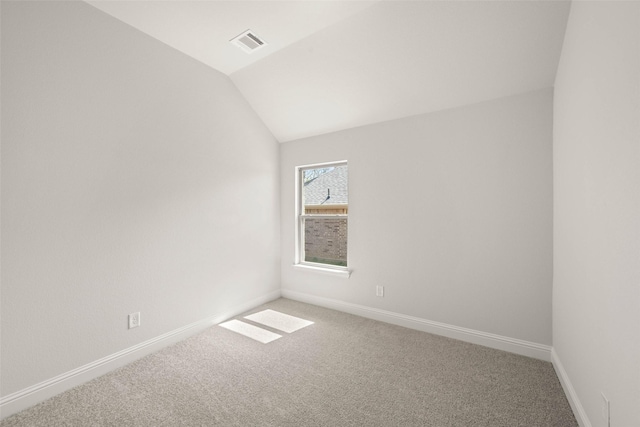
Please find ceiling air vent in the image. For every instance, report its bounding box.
[230,30,267,54]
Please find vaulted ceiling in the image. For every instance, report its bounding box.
[87,1,571,142]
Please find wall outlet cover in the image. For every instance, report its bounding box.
[128,312,141,329]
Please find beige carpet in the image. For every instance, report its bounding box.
[1,298,577,426]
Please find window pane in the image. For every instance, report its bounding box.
[302,165,348,214]
[304,217,348,267]
[300,163,348,268]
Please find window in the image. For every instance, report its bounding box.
[296,161,348,271]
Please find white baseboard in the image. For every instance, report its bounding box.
[0,289,281,420]
[281,289,552,361]
[551,348,592,427]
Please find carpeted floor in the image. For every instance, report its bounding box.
[1,298,577,426]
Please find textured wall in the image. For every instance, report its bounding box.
[281,89,553,346]
[553,2,640,425]
[1,1,280,397]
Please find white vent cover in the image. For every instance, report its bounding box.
[230,30,267,54]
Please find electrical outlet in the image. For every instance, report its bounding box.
[376,286,384,297]
[128,312,141,329]
[601,392,610,426]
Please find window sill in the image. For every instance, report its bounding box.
[292,263,351,278]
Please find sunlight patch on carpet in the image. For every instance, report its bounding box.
[219,319,282,344]
[244,309,314,333]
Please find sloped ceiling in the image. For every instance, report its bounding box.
[86,1,378,75]
[86,1,571,142]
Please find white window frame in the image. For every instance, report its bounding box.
[294,161,350,277]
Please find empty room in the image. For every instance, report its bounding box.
[1,0,638,426]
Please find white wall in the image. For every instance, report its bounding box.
[1,1,279,398]
[281,89,553,347]
[553,2,640,426]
